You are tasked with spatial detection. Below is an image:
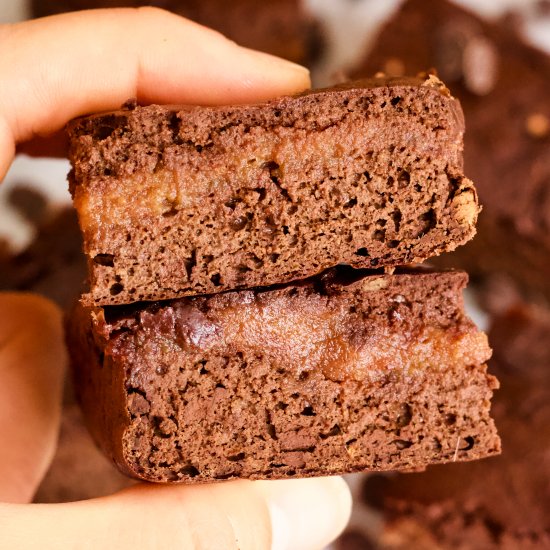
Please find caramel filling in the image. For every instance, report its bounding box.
[171,291,490,383]
[74,116,466,243]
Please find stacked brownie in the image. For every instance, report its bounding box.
[355,0,550,303]
[31,0,322,66]
[66,75,501,483]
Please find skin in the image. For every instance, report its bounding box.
[0,8,352,550]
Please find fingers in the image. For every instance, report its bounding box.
[0,294,66,503]
[255,477,352,550]
[0,477,351,550]
[0,8,311,178]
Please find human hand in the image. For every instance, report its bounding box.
[0,9,351,549]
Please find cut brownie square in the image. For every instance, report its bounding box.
[67,268,500,484]
[68,76,479,306]
[31,0,321,65]
[355,0,550,302]
[344,303,550,550]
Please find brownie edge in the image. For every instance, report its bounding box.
[68,268,500,483]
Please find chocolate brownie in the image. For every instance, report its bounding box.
[31,0,321,65]
[67,267,500,483]
[69,75,480,306]
[338,303,550,550]
[355,0,550,303]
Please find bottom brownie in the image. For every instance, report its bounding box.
[68,268,500,483]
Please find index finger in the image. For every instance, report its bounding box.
[0,7,311,178]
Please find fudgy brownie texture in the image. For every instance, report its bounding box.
[336,303,550,550]
[69,76,479,306]
[31,0,321,65]
[356,0,550,303]
[68,268,500,483]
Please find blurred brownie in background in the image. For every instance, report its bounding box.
[31,0,323,65]
[354,0,550,304]
[34,396,133,503]
[0,186,86,309]
[336,302,550,549]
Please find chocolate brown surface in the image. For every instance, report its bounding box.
[68,268,500,483]
[338,304,550,550]
[69,76,479,306]
[31,0,320,65]
[356,0,550,304]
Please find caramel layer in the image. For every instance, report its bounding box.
[154,287,491,383]
[74,115,466,245]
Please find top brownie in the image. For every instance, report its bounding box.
[68,75,479,306]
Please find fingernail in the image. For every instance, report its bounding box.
[256,477,352,550]
[276,58,311,78]
[242,47,311,78]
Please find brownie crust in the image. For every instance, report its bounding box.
[69,76,479,306]
[68,268,500,483]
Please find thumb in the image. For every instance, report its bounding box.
[0,293,66,503]
[0,478,351,550]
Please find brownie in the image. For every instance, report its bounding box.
[337,303,550,550]
[355,0,550,303]
[68,75,480,306]
[67,267,500,484]
[31,0,321,65]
